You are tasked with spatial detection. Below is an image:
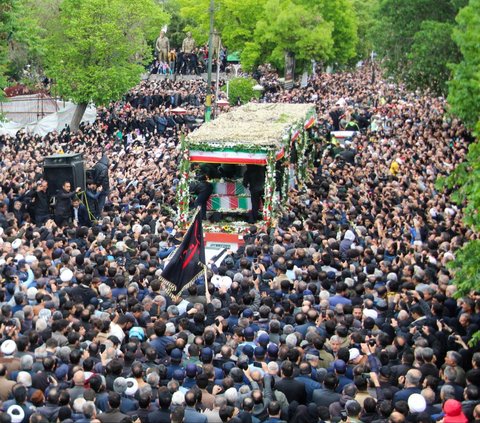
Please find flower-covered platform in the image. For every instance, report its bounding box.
[177,102,317,227]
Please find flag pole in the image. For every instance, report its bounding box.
[200,261,210,298]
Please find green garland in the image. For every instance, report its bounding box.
[297,130,309,184]
[262,150,277,227]
[176,136,191,226]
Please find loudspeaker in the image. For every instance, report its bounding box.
[43,153,85,197]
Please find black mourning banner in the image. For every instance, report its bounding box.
[160,210,205,298]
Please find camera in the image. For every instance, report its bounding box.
[368,339,376,347]
[340,410,348,422]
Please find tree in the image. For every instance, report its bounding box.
[0,0,16,100]
[163,0,196,50]
[178,0,358,71]
[44,0,168,131]
[316,0,358,65]
[448,0,480,131]
[241,0,334,72]
[178,0,267,51]
[352,0,379,61]
[4,0,60,82]
[405,21,460,95]
[436,0,480,344]
[372,0,464,83]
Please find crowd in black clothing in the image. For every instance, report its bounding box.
[0,65,479,423]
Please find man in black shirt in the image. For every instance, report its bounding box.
[54,181,81,227]
[31,180,51,225]
[275,360,307,405]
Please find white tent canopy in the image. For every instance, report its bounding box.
[0,96,96,137]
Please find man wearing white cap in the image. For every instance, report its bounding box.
[2,385,34,422]
[408,392,427,414]
[0,339,20,373]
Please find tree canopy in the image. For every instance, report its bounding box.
[0,0,15,100]
[179,0,358,72]
[448,0,480,131]
[405,21,460,95]
[179,0,266,53]
[371,0,466,94]
[43,0,168,129]
[436,0,480,342]
[241,0,335,72]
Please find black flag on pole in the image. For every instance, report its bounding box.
[159,210,205,297]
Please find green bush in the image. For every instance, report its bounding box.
[222,77,260,106]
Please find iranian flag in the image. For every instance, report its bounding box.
[304,116,316,129]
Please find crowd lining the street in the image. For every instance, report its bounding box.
[0,64,479,423]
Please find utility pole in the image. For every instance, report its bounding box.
[205,0,214,122]
[214,37,221,119]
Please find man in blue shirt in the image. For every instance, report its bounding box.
[329,282,352,307]
[392,369,422,405]
[183,390,207,423]
[148,322,174,359]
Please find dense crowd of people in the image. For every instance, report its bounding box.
[0,63,479,423]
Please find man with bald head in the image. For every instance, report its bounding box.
[68,370,86,402]
[388,411,405,423]
[392,368,422,405]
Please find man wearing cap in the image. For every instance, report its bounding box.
[243,308,259,332]
[332,359,353,393]
[166,348,185,380]
[251,346,268,373]
[237,327,257,354]
[183,363,199,389]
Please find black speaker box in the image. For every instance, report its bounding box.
[43,153,85,197]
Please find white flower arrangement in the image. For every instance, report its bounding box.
[187,103,315,149]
